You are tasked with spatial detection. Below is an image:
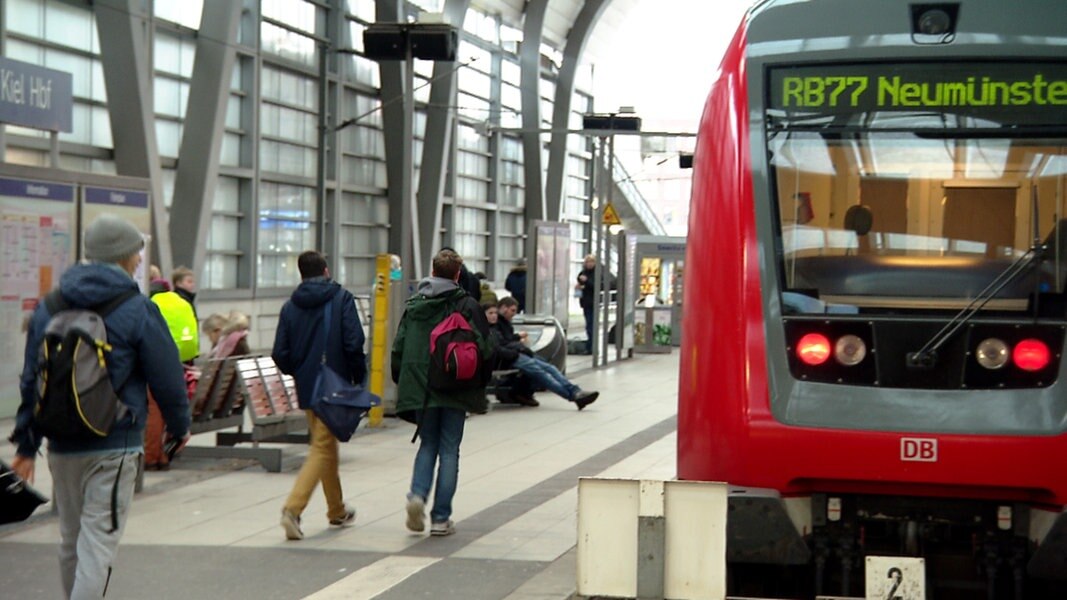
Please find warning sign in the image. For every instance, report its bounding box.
[602,202,622,226]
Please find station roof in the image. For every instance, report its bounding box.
[468,0,639,63]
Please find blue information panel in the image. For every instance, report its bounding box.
[83,186,150,209]
[0,57,73,132]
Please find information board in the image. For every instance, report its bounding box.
[0,177,76,418]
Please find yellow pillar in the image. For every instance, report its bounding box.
[367,254,392,427]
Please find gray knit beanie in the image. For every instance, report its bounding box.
[84,214,145,263]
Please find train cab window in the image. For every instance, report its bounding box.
[765,62,1067,315]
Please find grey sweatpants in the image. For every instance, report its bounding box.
[48,451,139,599]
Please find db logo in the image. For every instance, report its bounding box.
[900,437,938,462]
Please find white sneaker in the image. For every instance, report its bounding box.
[281,509,303,540]
[405,495,426,532]
[430,520,455,536]
[329,504,357,527]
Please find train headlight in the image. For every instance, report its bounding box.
[834,335,867,366]
[1013,338,1050,372]
[797,333,831,366]
[975,338,1009,370]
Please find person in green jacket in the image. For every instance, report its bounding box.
[392,249,494,537]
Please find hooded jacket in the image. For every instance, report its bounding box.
[272,277,366,410]
[13,263,191,456]
[504,266,527,312]
[391,277,494,422]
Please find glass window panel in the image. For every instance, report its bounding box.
[459,66,491,99]
[339,225,387,255]
[91,159,116,174]
[154,34,182,75]
[58,103,90,144]
[346,0,375,22]
[261,66,318,110]
[155,120,181,158]
[262,0,316,34]
[258,254,302,288]
[5,147,46,166]
[342,156,386,187]
[456,124,488,152]
[6,39,42,66]
[45,0,94,51]
[220,133,241,167]
[457,92,489,121]
[260,21,316,67]
[91,60,106,102]
[43,49,91,98]
[154,77,182,116]
[501,60,520,85]
[261,103,316,144]
[9,0,44,37]
[226,95,242,129]
[346,21,365,52]
[215,177,241,212]
[341,193,388,223]
[207,215,240,251]
[91,106,112,147]
[344,90,381,127]
[203,254,238,290]
[260,141,315,177]
[501,83,521,111]
[155,0,204,30]
[161,169,176,209]
[342,54,380,87]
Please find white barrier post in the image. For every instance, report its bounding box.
[577,477,728,600]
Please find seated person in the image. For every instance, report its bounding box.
[494,297,599,410]
[202,311,252,359]
[484,301,538,407]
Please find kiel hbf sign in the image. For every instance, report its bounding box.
[0,56,73,132]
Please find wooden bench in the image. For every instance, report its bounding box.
[177,355,308,473]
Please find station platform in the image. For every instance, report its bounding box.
[0,352,679,600]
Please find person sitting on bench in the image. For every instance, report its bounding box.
[493,297,599,410]
[484,301,538,407]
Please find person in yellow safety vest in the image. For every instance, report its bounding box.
[151,290,199,363]
[145,279,199,470]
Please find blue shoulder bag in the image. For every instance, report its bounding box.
[309,298,380,442]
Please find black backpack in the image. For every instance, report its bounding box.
[34,289,139,440]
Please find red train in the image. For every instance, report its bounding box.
[678,0,1067,596]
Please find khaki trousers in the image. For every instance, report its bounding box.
[283,410,346,521]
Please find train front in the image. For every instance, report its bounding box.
[680,0,1067,595]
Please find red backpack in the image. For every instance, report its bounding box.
[428,305,483,391]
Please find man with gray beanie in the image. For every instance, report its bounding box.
[10,213,190,599]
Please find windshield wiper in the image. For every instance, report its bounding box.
[907,186,1044,370]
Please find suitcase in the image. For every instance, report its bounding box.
[1,459,48,525]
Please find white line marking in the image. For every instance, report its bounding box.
[301,555,441,600]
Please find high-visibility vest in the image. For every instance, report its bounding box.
[151,291,199,362]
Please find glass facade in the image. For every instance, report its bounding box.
[2,0,597,300]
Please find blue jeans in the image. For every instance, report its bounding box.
[514,353,579,401]
[410,407,466,523]
[583,305,594,353]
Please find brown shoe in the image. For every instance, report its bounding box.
[516,393,540,407]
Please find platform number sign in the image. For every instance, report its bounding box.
[866,556,925,599]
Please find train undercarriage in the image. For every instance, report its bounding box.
[726,491,1067,599]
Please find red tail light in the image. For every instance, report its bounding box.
[797,333,832,365]
[1013,338,1050,372]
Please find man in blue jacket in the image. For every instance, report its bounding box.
[273,250,366,540]
[10,214,191,599]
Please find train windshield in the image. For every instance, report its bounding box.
[765,62,1067,314]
